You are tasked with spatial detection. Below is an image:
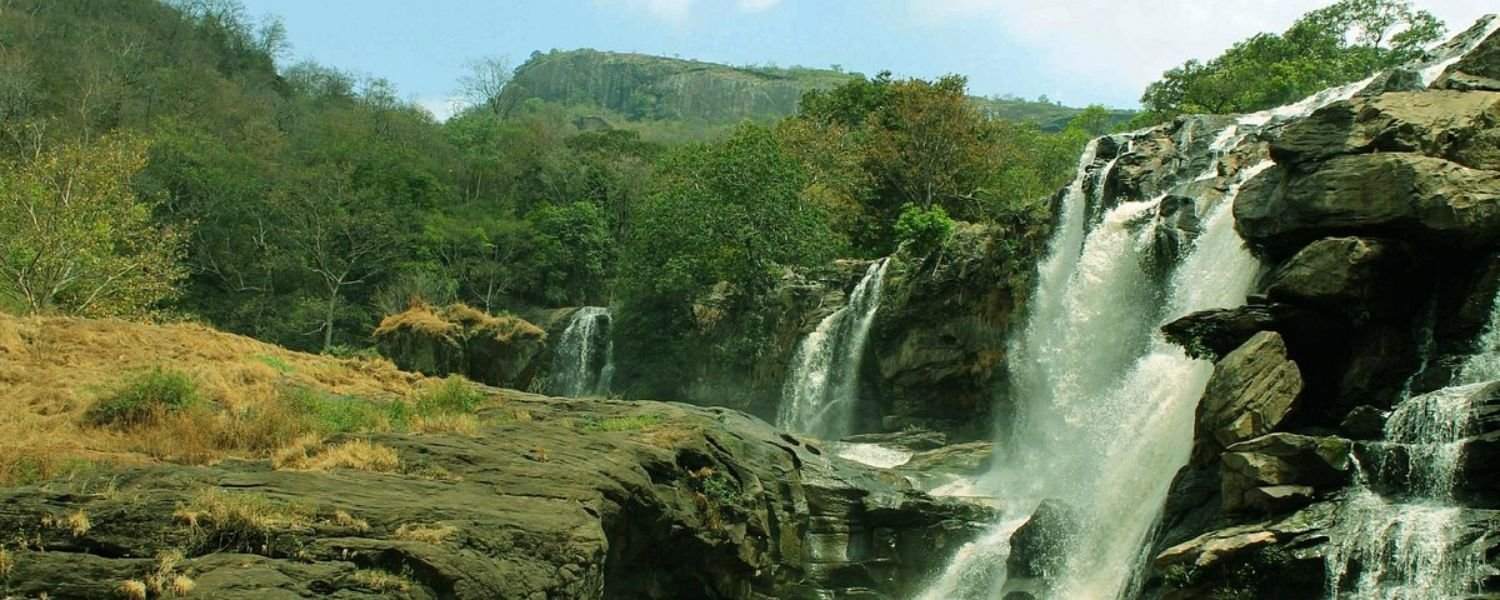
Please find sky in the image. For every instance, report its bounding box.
[237,0,1495,120]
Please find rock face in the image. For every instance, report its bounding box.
[0,391,991,600]
[374,303,549,390]
[1144,18,1500,599]
[1196,332,1303,459]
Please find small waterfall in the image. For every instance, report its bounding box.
[1327,290,1500,599]
[547,307,614,397]
[778,258,891,439]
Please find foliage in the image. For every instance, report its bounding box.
[1138,0,1445,122]
[0,135,187,317]
[527,201,612,305]
[893,203,956,255]
[86,368,201,428]
[412,376,486,417]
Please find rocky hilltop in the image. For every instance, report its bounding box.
[0,315,989,599]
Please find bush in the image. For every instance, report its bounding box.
[411,376,485,417]
[893,202,955,255]
[86,368,201,428]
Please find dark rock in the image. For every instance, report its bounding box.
[1234,154,1500,259]
[841,429,948,451]
[374,303,548,390]
[1271,91,1500,170]
[1162,303,1334,362]
[1221,433,1352,513]
[1339,405,1388,440]
[1356,68,1426,96]
[1432,18,1500,92]
[1266,237,1422,327]
[1196,332,1304,459]
[0,392,993,599]
[1242,485,1316,514]
[1334,325,1423,411]
[1007,500,1081,581]
[1149,501,1336,600]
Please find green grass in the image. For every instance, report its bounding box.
[254,354,295,374]
[278,387,385,435]
[85,367,201,428]
[577,413,664,433]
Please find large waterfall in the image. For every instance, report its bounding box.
[921,77,1381,599]
[778,258,891,439]
[1327,290,1500,599]
[547,307,615,397]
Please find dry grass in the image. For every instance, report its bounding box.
[372,301,461,340]
[142,550,194,598]
[0,313,425,484]
[375,302,544,344]
[393,523,458,545]
[173,488,315,550]
[116,579,148,600]
[67,509,90,536]
[350,569,411,593]
[330,510,369,533]
[0,546,13,579]
[272,438,400,473]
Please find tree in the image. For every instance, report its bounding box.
[527,201,612,305]
[0,135,187,317]
[1139,0,1445,122]
[458,55,512,115]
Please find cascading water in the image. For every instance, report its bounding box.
[922,77,1375,599]
[547,307,614,397]
[1326,290,1500,599]
[778,258,891,439]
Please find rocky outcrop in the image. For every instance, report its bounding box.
[1220,434,1351,514]
[1195,332,1303,461]
[1265,237,1422,326]
[0,391,990,600]
[374,303,548,390]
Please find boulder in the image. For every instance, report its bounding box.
[1432,18,1500,92]
[1339,405,1388,440]
[1007,500,1080,581]
[1234,154,1500,259]
[1197,332,1304,455]
[1221,433,1352,514]
[1162,302,1335,361]
[1148,502,1336,600]
[1265,237,1421,326]
[1271,91,1500,170]
[374,303,548,390]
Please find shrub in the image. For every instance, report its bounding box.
[892,202,955,255]
[86,368,200,428]
[412,376,484,417]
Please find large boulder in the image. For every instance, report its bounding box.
[374,303,548,390]
[1221,433,1352,514]
[1271,91,1500,170]
[1265,237,1422,326]
[1432,17,1500,92]
[1197,332,1304,457]
[1234,154,1500,258]
[1007,500,1080,582]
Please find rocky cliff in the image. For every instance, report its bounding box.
[1131,16,1500,599]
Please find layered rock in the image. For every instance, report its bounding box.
[0,391,991,599]
[374,303,548,390]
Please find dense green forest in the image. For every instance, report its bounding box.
[0,0,1448,359]
[0,0,1102,357]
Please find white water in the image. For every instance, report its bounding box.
[547,307,614,397]
[1327,289,1500,599]
[778,258,891,439]
[834,443,914,469]
[921,72,1382,598]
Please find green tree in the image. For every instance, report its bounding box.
[0,135,187,317]
[527,201,612,305]
[1139,0,1444,122]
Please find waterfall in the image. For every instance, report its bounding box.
[547,307,614,397]
[1327,291,1500,599]
[778,258,891,439]
[921,75,1376,598]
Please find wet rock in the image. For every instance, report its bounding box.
[841,429,948,452]
[1162,302,1334,362]
[1221,433,1352,514]
[1007,499,1080,582]
[1339,405,1388,440]
[1266,237,1422,327]
[1197,332,1304,460]
[1235,154,1500,259]
[1432,18,1500,92]
[1148,502,1336,600]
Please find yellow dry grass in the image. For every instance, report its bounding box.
[373,301,461,339]
[374,301,545,344]
[272,438,400,473]
[0,313,423,484]
[351,569,412,593]
[393,522,458,545]
[117,579,148,600]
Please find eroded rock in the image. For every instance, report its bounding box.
[1198,332,1304,456]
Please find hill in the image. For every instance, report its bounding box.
[497,49,1135,139]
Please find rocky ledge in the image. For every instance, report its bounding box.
[0,389,989,599]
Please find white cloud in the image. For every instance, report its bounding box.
[416,96,464,122]
[910,0,1495,101]
[605,0,785,24]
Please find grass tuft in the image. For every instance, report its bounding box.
[174,488,314,553]
[578,413,664,432]
[350,569,412,593]
[273,438,399,473]
[86,368,200,428]
[393,523,458,545]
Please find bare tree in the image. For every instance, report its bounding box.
[457,55,512,114]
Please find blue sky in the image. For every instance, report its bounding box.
[238,0,1494,120]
